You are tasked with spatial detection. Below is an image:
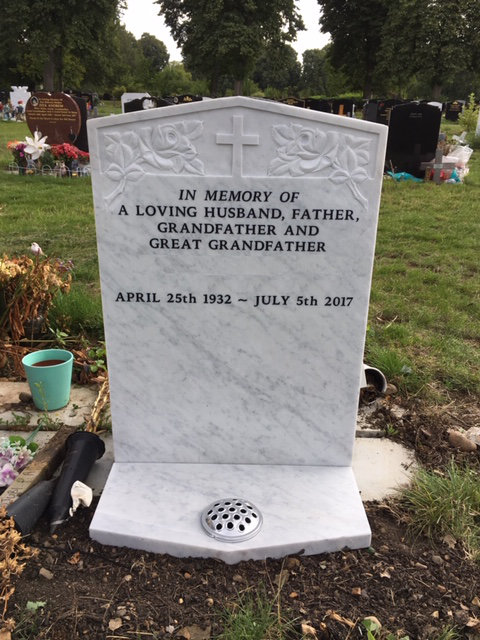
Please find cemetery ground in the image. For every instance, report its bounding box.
[0,116,479,639]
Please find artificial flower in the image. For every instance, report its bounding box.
[24,131,50,160]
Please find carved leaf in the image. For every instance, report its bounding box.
[186,157,205,175]
[330,170,349,184]
[105,166,124,181]
[272,124,297,146]
[268,157,290,176]
[179,120,203,139]
[125,168,144,181]
[351,167,369,183]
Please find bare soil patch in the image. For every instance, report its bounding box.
[7,397,480,639]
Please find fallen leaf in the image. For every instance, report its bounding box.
[68,552,81,565]
[442,533,457,549]
[108,618,123,631]
[351,587,362,596]
[466,617,480,630]
[448,429,477,452]
[177,625,211,640]
[301,622,318,638]
[289,591,299,599]
[431,611,439,619]
[166,624,175,634]
[286,557,300,569]
[380,569,391,579]
[472,597,480,607]
[326,610,355,628]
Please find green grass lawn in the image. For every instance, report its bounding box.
[1,116,479,397]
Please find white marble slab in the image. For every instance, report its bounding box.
[88,97,387,467]
[90,462,371,563]
[88,97,387,561]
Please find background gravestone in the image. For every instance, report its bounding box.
[385,101,441,176]
[304,98,332,113]
[121,92,154,113]
[10,86,31,110]
[25,92,81,146]
[87,96,387,563]
[331,98,355,117]
[72,97,89,152]
[445,100,465,121]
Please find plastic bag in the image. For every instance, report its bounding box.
[447,145,473,168]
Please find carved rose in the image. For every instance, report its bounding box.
[268,124,371,208]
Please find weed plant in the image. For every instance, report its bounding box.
[399,461,480,560]
[216,588,296,640]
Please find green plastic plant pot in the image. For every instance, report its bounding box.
[22,349,74,411]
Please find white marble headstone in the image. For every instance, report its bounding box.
[88,97,387,562]
[10,86,31,108]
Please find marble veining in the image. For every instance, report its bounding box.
[90,462,371,563]
[87,97,387,560]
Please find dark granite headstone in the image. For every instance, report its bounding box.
[304,98,332,113]
[25,92,81,145]
[378,99,404,126]
[164,94,203,104]
[124,96,178,112]
[385,102,441,176]
[331,98,355,117]
[72,97,88,152]
[280,97,305,108]
[363,100,380,122]
[445,100,465,121]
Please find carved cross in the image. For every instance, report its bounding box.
[216,115,259,177]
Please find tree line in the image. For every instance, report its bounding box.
[1,0,479,101]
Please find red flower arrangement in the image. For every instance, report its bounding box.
[50,143,89,168]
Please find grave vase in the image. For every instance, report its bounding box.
[7,478,56,535]
[47,431,105,531]
[22,348,73,411]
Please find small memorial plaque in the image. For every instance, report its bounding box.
[26,92,81,145]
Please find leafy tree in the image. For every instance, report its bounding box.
[154,61,208,96]
[253,43,301,92]
[378,0,480,100]
[317,0,390,97]
[155,0,304,95]
[1,0,123,90]
[300,46,351,97]
[139,33,169,73]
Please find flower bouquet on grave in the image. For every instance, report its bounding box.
[7,132,51,174]
[7,141,28,172]
[0,428,39,489]
[50,143,89,175]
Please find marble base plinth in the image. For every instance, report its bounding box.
[89,463,371,564]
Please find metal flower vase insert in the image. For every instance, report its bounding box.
[22,349,74,411]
